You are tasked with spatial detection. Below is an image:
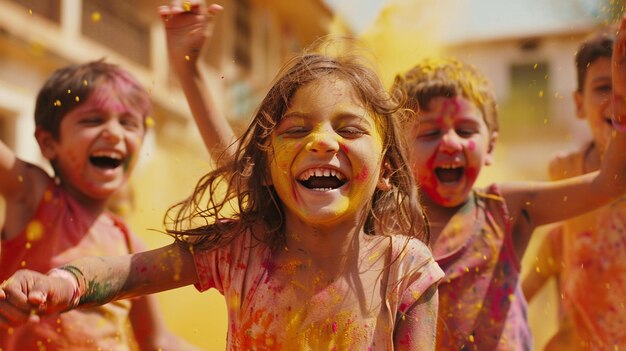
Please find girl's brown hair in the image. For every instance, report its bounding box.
[165,39,429,251]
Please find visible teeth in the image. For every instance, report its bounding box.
[439,164,459,169]
[92,150,122,159]
[298,168,345,181]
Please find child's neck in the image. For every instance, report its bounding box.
[583,141,602,174]
[422,195,469,244]
[60,181,109,218]
[283,219,362,270]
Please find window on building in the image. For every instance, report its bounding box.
[81,0,150,67]
[500,62,550,141]
[7,0,61,23]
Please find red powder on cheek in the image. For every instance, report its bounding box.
[418,153,447,204]
[354,166,369,182]
[464,166,479,186]
[339,144,349,154]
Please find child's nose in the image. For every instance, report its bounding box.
[101,120,124,142]
[439,130,463,153]
[305,129,339,154]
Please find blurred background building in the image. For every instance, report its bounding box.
[0,0,622,349]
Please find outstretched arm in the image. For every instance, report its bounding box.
[126,235,204,351]
[0,242,197,327]
[522,225,562,302]
[502,15,626,255]
[159,1,237,161]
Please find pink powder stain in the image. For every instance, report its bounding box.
[332,321,338,333]
[354,166,369,182]
[467,139,476,151]
[437,98,461,123]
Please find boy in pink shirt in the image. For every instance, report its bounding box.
[0,60,200,350]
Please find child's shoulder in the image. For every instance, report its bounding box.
[548,142,592,180]
[388,234,436,266]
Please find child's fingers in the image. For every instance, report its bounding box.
[27,289,48,307]
[207,4,224,16]
[0,301,34,327]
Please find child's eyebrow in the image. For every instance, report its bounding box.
[282,110,373,126]
[590,76,611,84]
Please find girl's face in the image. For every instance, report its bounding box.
[574,56,612,154]
[268,75,385,228]
[40,84,145,204]
[406,96,496,208]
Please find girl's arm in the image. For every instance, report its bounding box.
[502,15,626,255]
[159,1,237,161]
[0,242,197,326]
[522,225,562,302]
[394,285,438,351]
[125,234,203,351]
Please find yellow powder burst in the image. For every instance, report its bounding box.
[91,11,101,23]
[145,116,155,128]
[26,220,44,241]
[183,1,192,11]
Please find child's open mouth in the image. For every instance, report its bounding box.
[435,165,464,183]
[89,151,124,169]
[297,168,347,191]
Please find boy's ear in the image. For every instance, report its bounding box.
[573,91,585,120]
[376,159,392,191]
[35,128,58,160]
[484,131,498,166]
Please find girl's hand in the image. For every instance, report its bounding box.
[0,269,77,327]
[158,0,223,68]
[613,14,626,131]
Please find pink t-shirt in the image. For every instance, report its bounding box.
[550,143,626,349]
[193,230,443,350]
[434,184,532,351]
[0,179,140,351]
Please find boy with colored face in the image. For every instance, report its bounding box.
[523,28,626,350]
[0,60,200,350]
[393,16,626,350]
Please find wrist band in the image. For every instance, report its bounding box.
[47,267,83,309]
